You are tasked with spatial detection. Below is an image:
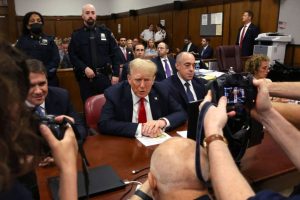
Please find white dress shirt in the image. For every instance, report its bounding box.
[177,73,197,101]
[131,89,170,137]
[239,22,251,45]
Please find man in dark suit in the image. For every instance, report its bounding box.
[151,42,176,81]
[121,43,145,81]
[98,58,187,138]
[25,59,87,144]
[236,10,259,56]
[162,52,207,111]
[199,37,213,59]
[119,37,134,64]
[176,36,199,59]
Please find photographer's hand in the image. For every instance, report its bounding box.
[55,115,74,124]
[40,124,78,200]
[251,79,273,121]
[200,90,228,137]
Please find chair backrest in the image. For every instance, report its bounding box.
[216,45,243,72]
[85,94,106,131]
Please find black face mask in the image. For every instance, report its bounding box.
[30,23,43,35]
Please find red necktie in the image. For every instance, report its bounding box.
[239,25,246,48]
[138,97,147,123]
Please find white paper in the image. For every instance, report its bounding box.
[216,24,222,35]
[136,132,172,146]
[215,12,223,24]
[201,14,208,25]
[211,13,216,24]
[176,130,187,138]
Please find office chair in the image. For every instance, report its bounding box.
[216,45,243,72]
[85,94,106,135]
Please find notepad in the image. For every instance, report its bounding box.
[48,165,125,200]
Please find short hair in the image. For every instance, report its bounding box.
[26,59,47,76]
[22,11,44,35]
[184,35,191,41]
[133,43,145,51]
[176,52,194,63]
[158,42,169,50]
[202,37,210,42]
[150,138,206,191]
[156,23,164,29]
[244,10,254,19]
[128,58,157,76]
[245,54,269,75]
[82,4,96,14]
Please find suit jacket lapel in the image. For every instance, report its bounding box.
[158,58,166,79]
[122,83,134,121]
[174,75,189,103]
[192,79,202,100]
[149,88,161,119]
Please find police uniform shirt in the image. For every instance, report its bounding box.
[68,25,120,77]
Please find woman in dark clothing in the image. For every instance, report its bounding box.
[15,11,60,86]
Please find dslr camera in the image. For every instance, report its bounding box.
[209,72,263,160]
[215,73,257,117]
[39,115,69,140]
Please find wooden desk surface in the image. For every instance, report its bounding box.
[36,128,296,199]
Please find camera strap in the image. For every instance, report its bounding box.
[64,118,90,199]
[195,101,213,186]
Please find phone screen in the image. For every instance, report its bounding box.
[224,86,246,105]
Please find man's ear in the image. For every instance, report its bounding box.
[175,63,180,70]
[148,172,157,191]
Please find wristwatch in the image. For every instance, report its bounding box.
[203,134,227,148]
[134,189,153,200]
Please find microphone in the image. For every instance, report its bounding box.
[131,167,150,174]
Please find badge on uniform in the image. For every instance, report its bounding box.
[100,33,107,41]
[40,39,48,45]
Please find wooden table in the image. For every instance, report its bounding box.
[36,127,296,199]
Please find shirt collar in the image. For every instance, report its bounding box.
[131,89,149,105]
[25,100,45,109]
[244,22,251,27]
[177,73,192,86]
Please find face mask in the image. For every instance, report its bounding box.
[30,23,43,34]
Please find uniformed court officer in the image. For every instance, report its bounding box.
[16,11,60,87]
[69,4,121,102]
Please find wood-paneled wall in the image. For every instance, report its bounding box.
[7,0,300,66]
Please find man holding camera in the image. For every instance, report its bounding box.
[25,59,86,166]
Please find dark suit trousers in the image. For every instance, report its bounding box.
[79,74,111,102]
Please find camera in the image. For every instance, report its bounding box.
[209,73,263,161]
[213,73,257,118]
[39,115,68,140]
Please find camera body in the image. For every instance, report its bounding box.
[39,115,67,140]
[215,73,257,117]
[208,73,263,160]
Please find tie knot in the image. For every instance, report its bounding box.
[35,106,45,117]
[164,59,168,63]
[184,82,190,87]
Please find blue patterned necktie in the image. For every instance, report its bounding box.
[35,106,45,117]
[163,59,172,78]
[184,82,195,102]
